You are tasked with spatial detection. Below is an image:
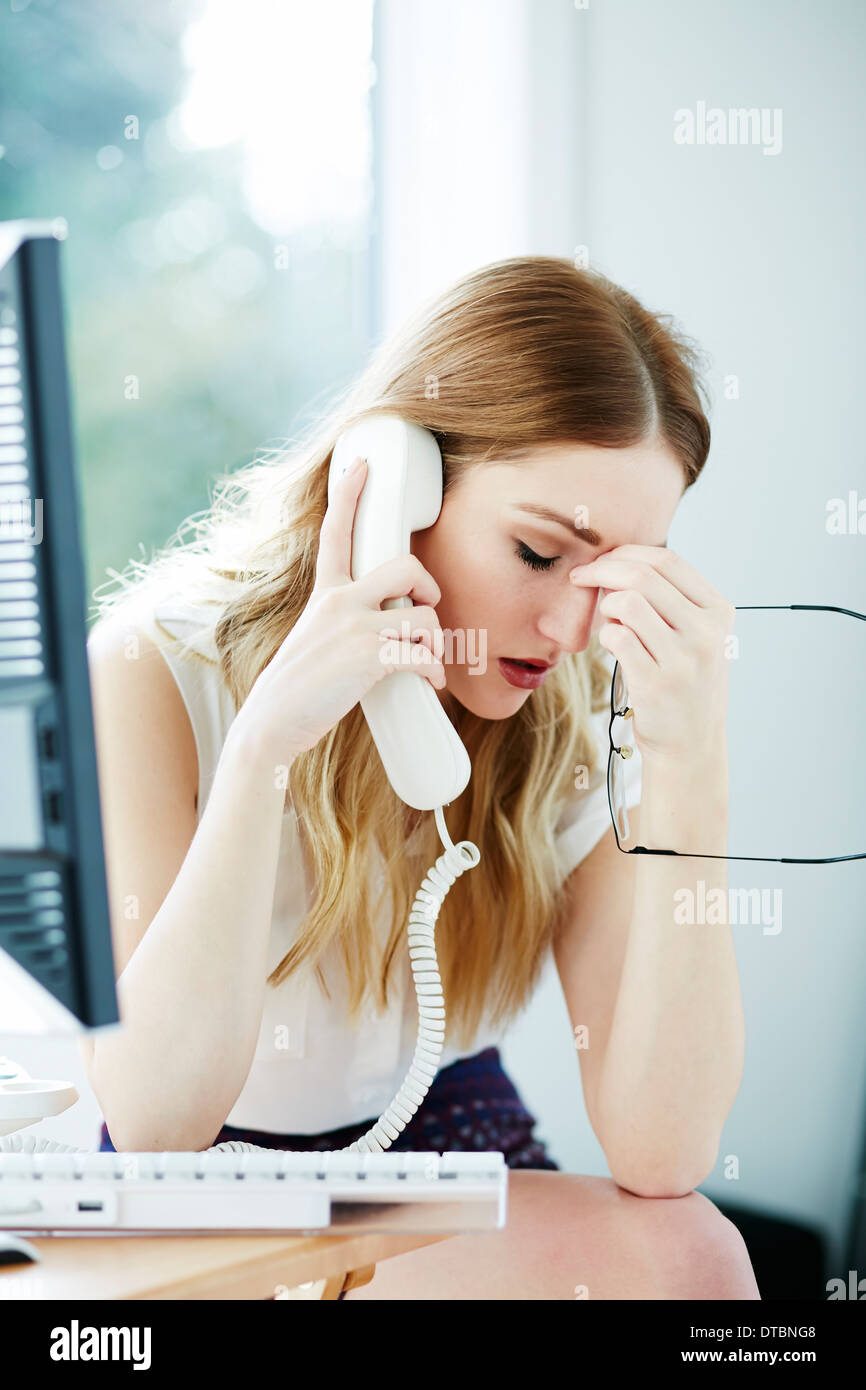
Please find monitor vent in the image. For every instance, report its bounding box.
[0,322,44,679]
[0,864,70,996]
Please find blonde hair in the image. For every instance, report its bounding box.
[92,255,711,1051]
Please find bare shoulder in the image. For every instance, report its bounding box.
[86,599,199,806]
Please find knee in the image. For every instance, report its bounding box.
[626,1188,761,1300]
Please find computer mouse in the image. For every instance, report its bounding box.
[0,1235,41,1265]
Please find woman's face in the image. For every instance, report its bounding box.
[410,439,687,718]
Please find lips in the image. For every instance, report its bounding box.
[497,657,554,690]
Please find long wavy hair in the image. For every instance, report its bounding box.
[92,256,711,1051]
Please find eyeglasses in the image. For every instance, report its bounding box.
[607,604,866,864]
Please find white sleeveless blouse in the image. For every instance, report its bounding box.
[148,598,642,1134]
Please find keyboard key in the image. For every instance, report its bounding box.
[320,1152,365,1178]
[0,1153,35,1178]
[357,1152,401,1176]
[37,1151,119,1180]
[196,1151,247,1179]
[236,1152,285,1180]
[73,1152,125,1180]
[440,1152,506,1178]
[155,1152,203,1179]
[280,1152,327,1178]
[398,1153,441,1182]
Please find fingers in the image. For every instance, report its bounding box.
[362,607,447,688]
[353,552,442,611]
[377,632,448,688]
[315,459,442,612]
[597,588,678,664]
[364,602,442,651]
[573,557,694,632]
[316,455,367,588]
[572,546,721,610]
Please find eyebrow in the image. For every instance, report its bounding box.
[511,502,668,550]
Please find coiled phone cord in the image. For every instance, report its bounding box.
[0,808,481,1160]
[216,804,481,1156]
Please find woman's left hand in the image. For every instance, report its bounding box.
[569,546,736,768]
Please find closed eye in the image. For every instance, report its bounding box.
[515,540,558,572]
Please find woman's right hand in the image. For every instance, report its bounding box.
[234,455,448,770]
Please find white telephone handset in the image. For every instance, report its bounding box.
[328,413,471,811]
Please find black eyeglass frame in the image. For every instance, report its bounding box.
[607,604,866,864]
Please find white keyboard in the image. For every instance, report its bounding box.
[0,1149,507,1233]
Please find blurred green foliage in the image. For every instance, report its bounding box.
[0,0,373,621]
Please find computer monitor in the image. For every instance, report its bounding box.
[0,219,118,1034]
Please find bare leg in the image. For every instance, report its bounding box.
[342,1170,761,1300]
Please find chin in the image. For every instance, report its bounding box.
[442,670,529,720]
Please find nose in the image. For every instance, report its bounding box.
[537,584,604,656]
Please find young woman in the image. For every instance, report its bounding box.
[80,256,760,1299]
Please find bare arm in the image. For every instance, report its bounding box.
[80,610,288,1152]
[554,767,744,1200]
[592,751,744,1196]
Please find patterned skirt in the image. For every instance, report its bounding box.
[97,1046,558,1169]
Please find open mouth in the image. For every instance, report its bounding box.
[498,657,552,688]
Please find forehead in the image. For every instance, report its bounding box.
[479,440,686,544]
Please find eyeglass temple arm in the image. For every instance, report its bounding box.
[735,604,866,621]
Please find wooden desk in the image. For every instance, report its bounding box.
[0,1229,453,1300]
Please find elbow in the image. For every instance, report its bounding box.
[102,1117,221,1154]
[83,1048,234,1153]
[607,1141,719,1200]
[90,1078,223,1153]
[610,1169,707,1199]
